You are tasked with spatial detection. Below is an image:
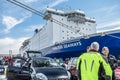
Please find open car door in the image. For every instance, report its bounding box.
[7,57,31,80]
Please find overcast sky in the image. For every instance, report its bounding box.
[0,0,120,54]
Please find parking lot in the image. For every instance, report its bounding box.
[1,57,74,80]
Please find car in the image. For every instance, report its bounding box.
[0,60,7,80]
[7,57,70,80]
[13,59,22,67]
[12,57,26,67]
[67,57,78,80]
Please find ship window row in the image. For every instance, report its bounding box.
[47,11,64,16]
[67,13,85,17]
[62,37,74,40]
[67,19,85,24]
[86,20,96,23]
[62,28,91,33]
[62,30,74,34]
[81,28,91,31]
[47,11,85,17]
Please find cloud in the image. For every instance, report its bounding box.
[21,12,32,19]
[1,0,68,33]
[2,16,24,33]
[0,37,29,54]
[90,4,120,24]
[97,20,120,29]
[92,5,120,33]
[97,20,120,32]
[49,0,68,7]
[24,24,44,32]
[2,13,32,33]
[0,0,69,55]
[22,0,38,4]
[97,27,120,33]
[6,0,38,5]
[92,5,119,14]
[0,38,15,46]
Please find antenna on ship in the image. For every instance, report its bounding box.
[7,0,85,36]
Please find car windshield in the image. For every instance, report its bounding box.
[28,52,42,58]
[33,58,60,67]
[16,59,21,63]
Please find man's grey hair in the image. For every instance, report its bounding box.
[90,42,99,51]
[102,46,109,53]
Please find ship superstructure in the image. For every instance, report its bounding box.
[19,8,96,53]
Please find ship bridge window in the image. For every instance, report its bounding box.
[62,24,64,26]
[79,28,81,30]
[67,34,69,36]
[71,37,74,39]
[62,30,64,32]
[67,19,70,22]
[81,14,85,16]
[79,22,84,24]
[61,14,64,16]
[50,20,53,22]
[47,11,51,14]
[88,24,91,26]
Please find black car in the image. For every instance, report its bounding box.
[7,57,70,80]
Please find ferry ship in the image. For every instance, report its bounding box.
[19,8,120,59]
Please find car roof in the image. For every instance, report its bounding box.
[26,51,42,53]
[14,57,26,60]
[32,57,52,60]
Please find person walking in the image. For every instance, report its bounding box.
[77,42,112,80]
